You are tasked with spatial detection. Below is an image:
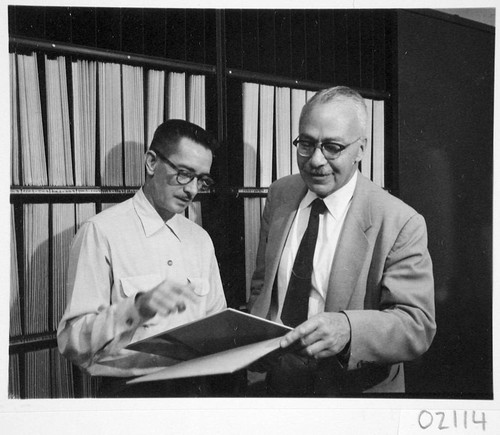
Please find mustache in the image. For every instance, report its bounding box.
[308,170,331,176]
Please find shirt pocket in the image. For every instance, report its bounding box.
[187,277,210,297]
[120,274,163,299]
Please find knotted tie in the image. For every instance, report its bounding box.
[281,198,327,327]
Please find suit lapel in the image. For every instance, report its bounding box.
[325,174,372,312]
[266,189,305,282]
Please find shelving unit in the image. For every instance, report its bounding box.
[9,6,392,398]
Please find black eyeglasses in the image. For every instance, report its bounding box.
[154,150,215,192]
[293,136,363,160]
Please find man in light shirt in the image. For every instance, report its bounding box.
[58,119,227,397]
[248,86,436,396]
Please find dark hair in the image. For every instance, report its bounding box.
[149,119,219,155]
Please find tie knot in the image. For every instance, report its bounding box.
[311,198,326,216]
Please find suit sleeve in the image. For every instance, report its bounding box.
[247,187,274,311]
[344,213,436,370]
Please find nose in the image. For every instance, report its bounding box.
[183,178,199,198]
[308,146,328,167]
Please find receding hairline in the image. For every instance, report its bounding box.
[300,87,368,133]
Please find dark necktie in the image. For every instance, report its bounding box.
[281,198,327,328]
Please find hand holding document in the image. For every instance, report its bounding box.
[126,309,292,383]
[134,279,198,319]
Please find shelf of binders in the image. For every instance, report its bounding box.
[9,31,390,398]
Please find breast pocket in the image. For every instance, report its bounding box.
[120,274,163,299]
[187,277,210,297]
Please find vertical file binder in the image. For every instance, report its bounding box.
[146,69,165,145]
[25,348,51,398]
[242,82,261,300]
[290,89,307,175]
[10,205,22,337]
[8,354,21,398]
[17,53,47,186]
[51,203,76,331]
[10,53,20,185]
[123,64,145,186]
[372,100,385,188]
[23,203,49,335]
[99,62,123,186]
[45,55,73,186]
[275,86,291,179]
[186,74,207,226]
[73,59,97,186]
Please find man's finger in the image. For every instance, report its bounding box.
[279,320,318,348]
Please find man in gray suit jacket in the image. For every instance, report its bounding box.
[248,86,436,396]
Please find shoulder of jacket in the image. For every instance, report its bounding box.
[354,174,419,220]
[268,174,305,197]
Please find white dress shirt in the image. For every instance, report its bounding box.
[57,189,226,377]
[276,171,357,322]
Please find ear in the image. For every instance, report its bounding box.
[354,137,367,165]
[145,150,158,176]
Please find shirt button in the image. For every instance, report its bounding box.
[167,260,173,266]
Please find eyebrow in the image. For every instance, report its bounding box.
[299,134,346,143]
[173,162,211,178]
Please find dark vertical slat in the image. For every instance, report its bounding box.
[71,7,97,47]
[275,10,292,77]
[205,77,219,154]
[385,10,398,194]
[258,10,276,75]
[45,7,72,43]
[217,79,246,308]
[186,9,206,64]
[143,8,166,58]
[225,80,243,186]
[121,8,144,55]
[290,10,306,79]
[319,10,335,83]
[225,9,243,70]
[373,9,387,91]
[215,11,227,185]
[204,9,217,65]
[37,52,48,179]
[305,9,321,81]
[165,9,187,61]
[360,10,375,90]
[95,8,121,51]
[241,9,259,72]
[333,10,349,85]
[347,11,361,87]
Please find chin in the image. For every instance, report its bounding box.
[306,179,337,197]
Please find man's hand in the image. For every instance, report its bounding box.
[134,279,198,320]
[279,312,351,359]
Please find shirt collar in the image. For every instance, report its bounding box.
[133,188,183,239]
[300,171,358,220]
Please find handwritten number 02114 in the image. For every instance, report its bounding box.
[418,410,487,431]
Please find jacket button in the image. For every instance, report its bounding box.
[167,260,173,266]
